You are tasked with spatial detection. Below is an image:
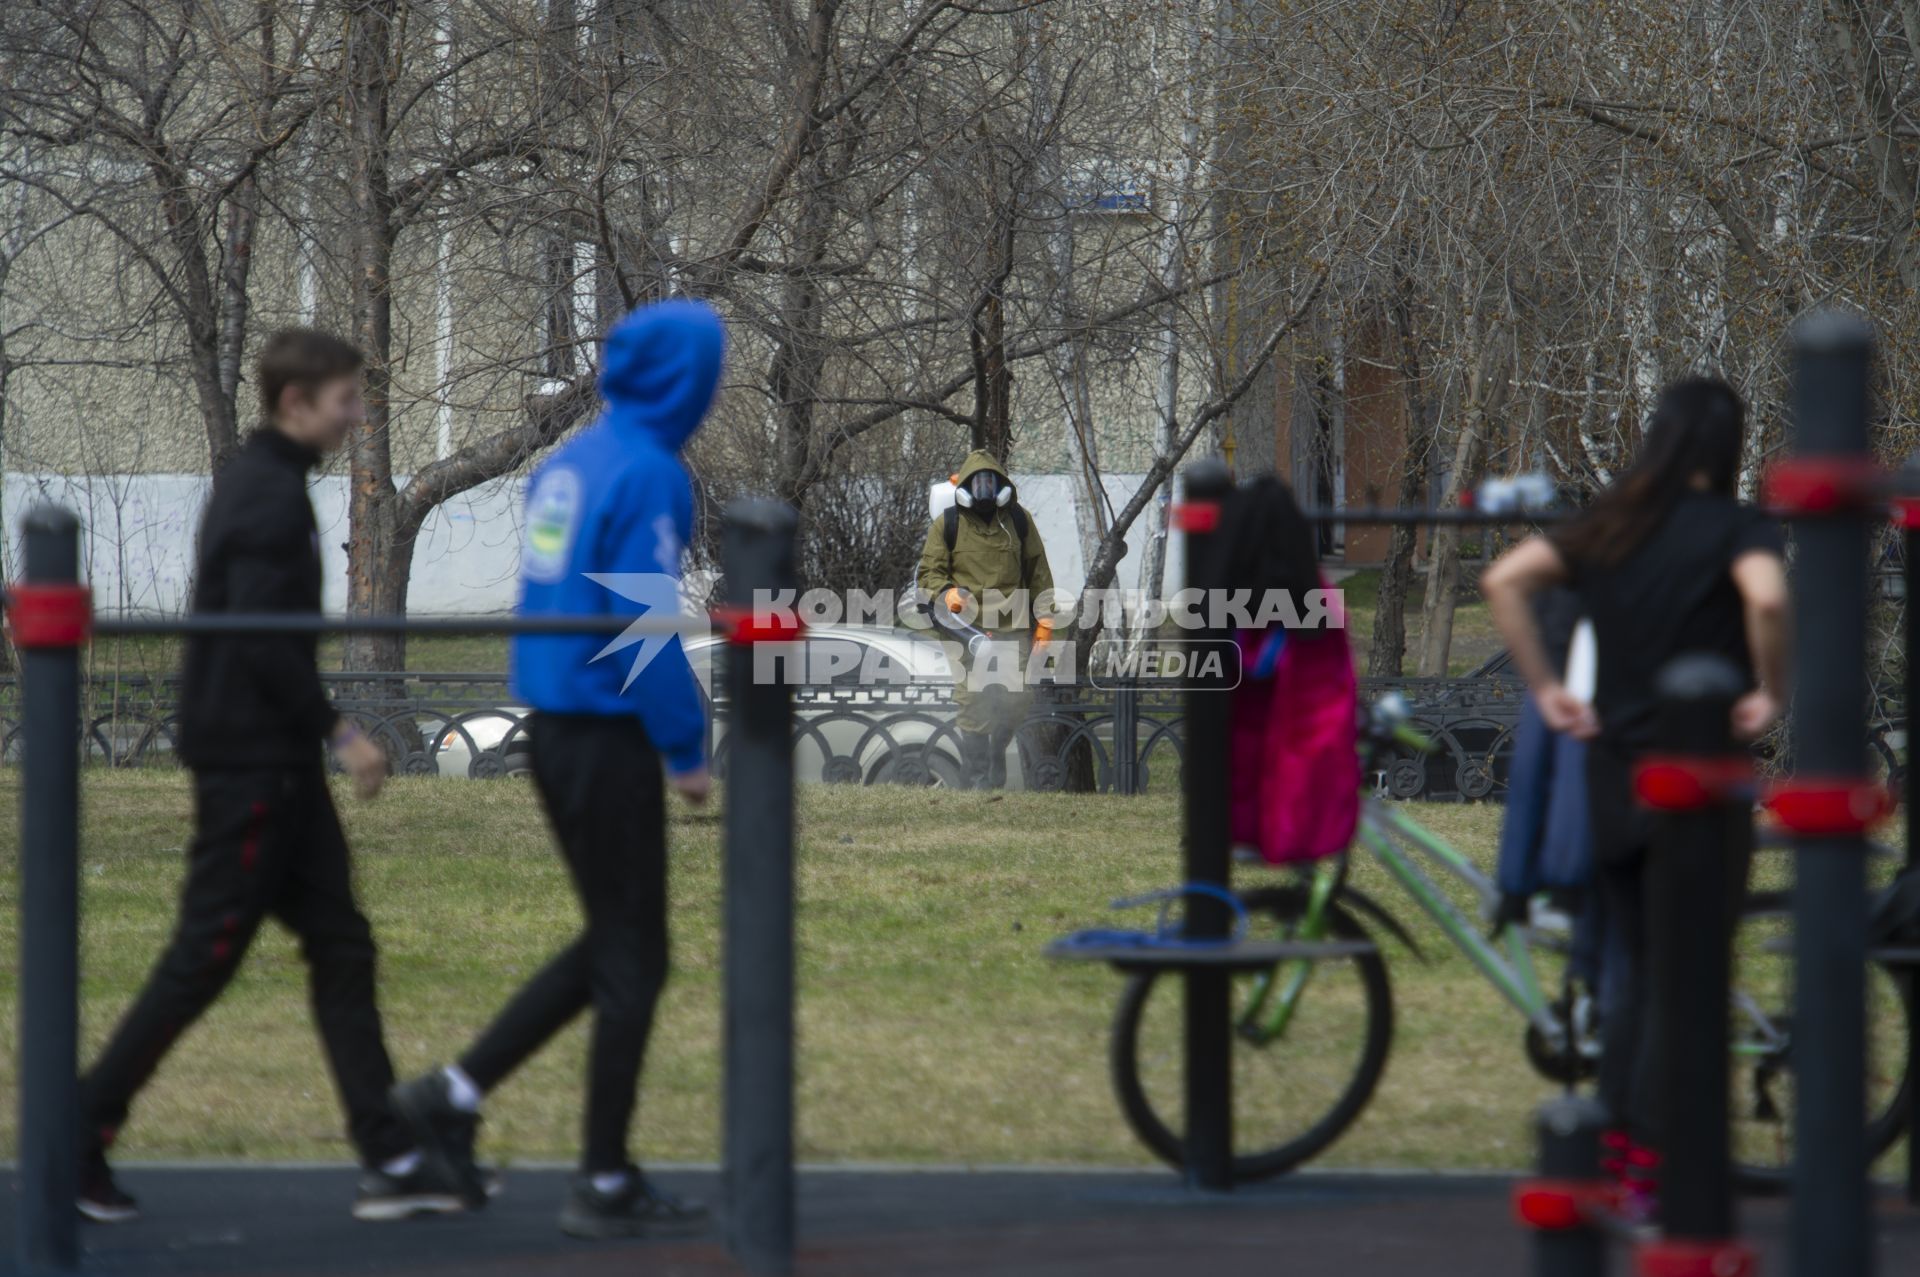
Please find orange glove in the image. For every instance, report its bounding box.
[945,587,968,613]
[1032,617,1054,652]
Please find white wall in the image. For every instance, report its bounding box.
[3,470,1185,614]
[4,472,526,614]
[1007,473,1189,605]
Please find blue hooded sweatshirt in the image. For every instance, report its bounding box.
[509,300,724,774]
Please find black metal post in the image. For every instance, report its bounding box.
[1644,655,1747,1245]
[1294,507,1570,527]
[1180,460,1234,1192]
[1903,485,1920,1207]
[722,499,800,1277]
[1788,311,1875,1277]
[15,506,83,1275]
[1525,1096,1608,1277]
[1115,679,1139,795]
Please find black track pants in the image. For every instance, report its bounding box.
[82,765,408,1164]
[457,713,670,1173]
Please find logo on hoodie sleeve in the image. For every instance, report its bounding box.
[523,466,584,584]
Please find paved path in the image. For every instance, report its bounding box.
[7,1166,1920,1276]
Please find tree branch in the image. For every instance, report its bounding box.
[1078,268,1329,599]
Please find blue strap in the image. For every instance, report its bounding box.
[1249,628,1287,679]
[1057,883,1251,951]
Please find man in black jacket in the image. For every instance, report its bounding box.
[77,329,464,1224]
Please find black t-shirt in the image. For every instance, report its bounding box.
[1552,492,1784,751]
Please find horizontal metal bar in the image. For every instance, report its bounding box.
[1296,507,1569,527]
[1302,500,1901,527]
[91,612,705,638]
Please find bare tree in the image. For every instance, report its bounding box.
[1367,257,1436,678]
[0,0,322,469]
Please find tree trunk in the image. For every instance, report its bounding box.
[343,0,407,675]
[769,147,837,510]
[1037,231,1100,792]
[183,318,242,472]
[1368,286,1434,677]
[1415,319,1494,677]
[769,295,823,509]
[1050,224,1107,581]
[216,167,261,437]
[975,294,1012,462]
[971,200,1017,462]
[147,164,244,470]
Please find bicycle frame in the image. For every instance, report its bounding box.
[1359,799,1561,1038]
[1240,795,1564,1047]
[1215,724,1907,1181]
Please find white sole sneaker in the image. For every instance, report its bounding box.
[351,1193,465,1222]
[78,1198,140,1224]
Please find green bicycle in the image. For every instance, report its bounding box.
[1107,696,1916,1187]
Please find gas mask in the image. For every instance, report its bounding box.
[953,469,1011,516]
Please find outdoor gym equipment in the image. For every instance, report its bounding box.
[1517,313,1909,1277]
[1091,690,1912,1188]
[5,502,805,1277]
[1058,310,1917,1277]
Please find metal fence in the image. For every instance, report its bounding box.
[7,499,811,1276]
[0,666,1533,801]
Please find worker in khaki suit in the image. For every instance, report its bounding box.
[915,449,1056,789]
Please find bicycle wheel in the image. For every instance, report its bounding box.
[1108,886,1393,1181]
[1730,889,1914,1192]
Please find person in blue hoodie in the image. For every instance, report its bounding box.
[391,300,719,1240]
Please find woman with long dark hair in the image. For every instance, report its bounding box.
[1481,375,1789,1221]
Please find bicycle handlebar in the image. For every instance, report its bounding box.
[1389,720,1438,755]
[1361,693,1438,754]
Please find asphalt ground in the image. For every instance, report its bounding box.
[9,1165,1920,1276]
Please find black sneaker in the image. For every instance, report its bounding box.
[351,1161,467,1221]
[78,1149,138,1224]
[558,1170,709,1240]
[390,1070,489,1209]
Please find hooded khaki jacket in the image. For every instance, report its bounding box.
[915,450,1054,626]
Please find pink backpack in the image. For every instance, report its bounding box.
[1227,598,1361,865]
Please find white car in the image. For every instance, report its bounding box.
[429,623,1024,788]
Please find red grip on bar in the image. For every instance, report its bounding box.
[710,605,805,645]
[1512,1179,1610,1232]
[1762,456,1886,515]
[1171,501,1220,533]
[1893,497,1920,529]
[1635,1239,1756,1277]
[1765,777,1894,835]
[1633,756,1754,811]
[4,582,93,648]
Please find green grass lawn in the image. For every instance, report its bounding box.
[0,773,1582,1172]
[8,774,1877,1177]
[76,635,511,681]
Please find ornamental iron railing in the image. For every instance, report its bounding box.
[0,668,1533,801]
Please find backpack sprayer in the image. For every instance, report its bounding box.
[921,465,1055,658]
